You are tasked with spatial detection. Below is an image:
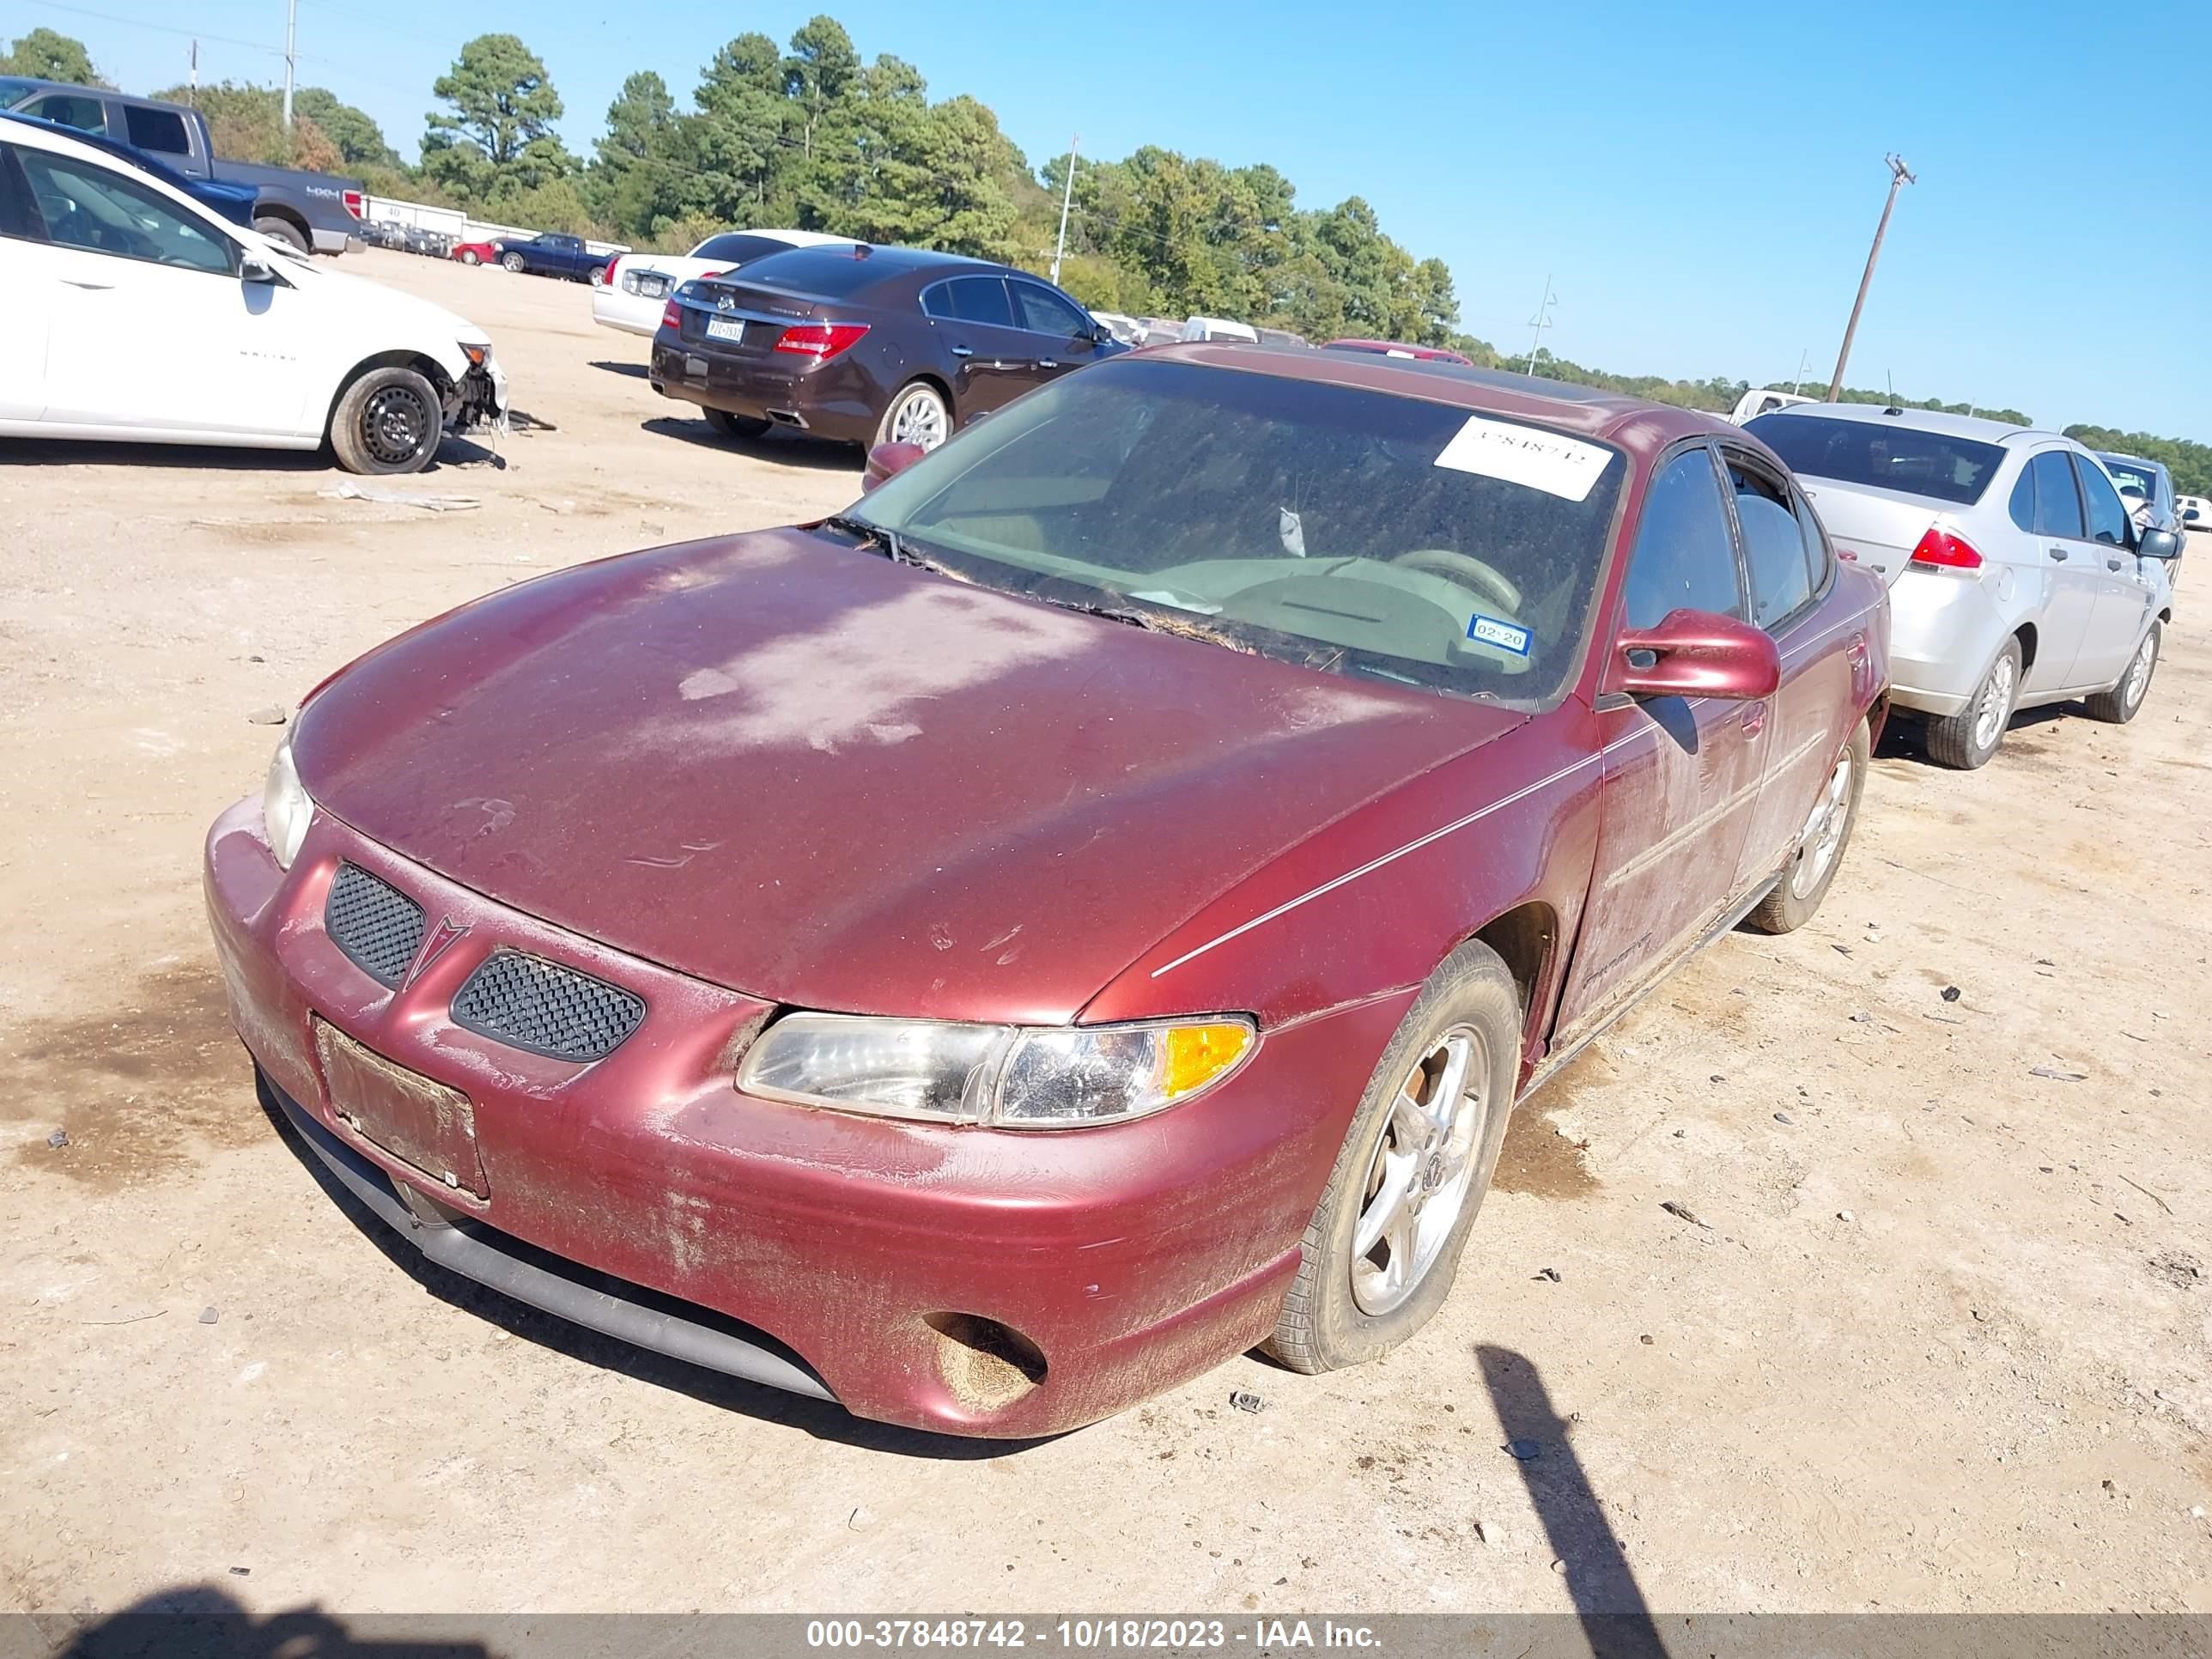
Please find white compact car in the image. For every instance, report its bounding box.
[0,115,506,473]
[592,228,854,336]
[1749,404,2179,769]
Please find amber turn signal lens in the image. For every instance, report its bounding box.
[1160,1022,1254,1098]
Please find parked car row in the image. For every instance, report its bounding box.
[361,220,457,259]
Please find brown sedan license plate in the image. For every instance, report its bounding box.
[313,1018,489,1199]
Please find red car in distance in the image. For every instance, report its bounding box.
[206,349,1887,1437]
[1324,337,1476,367]
[448,239,501,267]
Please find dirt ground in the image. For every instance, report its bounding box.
[2,250,2207,1626]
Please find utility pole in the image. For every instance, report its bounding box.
[1826,154,1914,401]
[187,40,198,106]
[1790,348,1812,395]
[1523,275,1557,375]
[1049,134,1079,287]
[281,0,297,129]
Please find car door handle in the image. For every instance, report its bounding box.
[951,345,974,358]
[1740,702,1767,737]
[1037,359,1060,370]
[2047,547,2069,561]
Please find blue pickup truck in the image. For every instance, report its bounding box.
[0,76,364,254]
[497,231,610,284]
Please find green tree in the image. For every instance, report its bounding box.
[294,88,398,169]
[422,33,576,204]
[2,27,101,85]
[781,14,860,158]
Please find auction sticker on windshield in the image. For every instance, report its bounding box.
[1433,414,1613,501]
[1467,613,1533,655]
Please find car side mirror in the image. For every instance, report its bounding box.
[861,441,927,492]
[239,254,279,285]
[2136,526,2181,561]
[1613,609,1781,701]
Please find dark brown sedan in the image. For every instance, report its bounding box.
[649,243,1127,451]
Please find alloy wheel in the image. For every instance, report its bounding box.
[2124,634,2154,710]
[890,389,948,450]
[1351,1027,1488,1316]
[1971,653,2015,753]
[1790,750,1854,899]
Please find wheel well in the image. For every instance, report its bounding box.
[2159,605,2172,623]
[2014,622,2039,674]
[1472,902,1558,1056]
[255,204,309,236]
[324,352,453,437]
[909,374,955,416]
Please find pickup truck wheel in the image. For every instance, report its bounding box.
[252,216,308,255]
[331,366,443,475]
[501,252,526,273]
[705,409,771,441]
[1269,939,1519,1375]
[2084,623,2159,724]
[1923,637,2020,769]
[587,264,607,288]
[1743,720,1869,935]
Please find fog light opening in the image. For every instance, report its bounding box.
[922,1312,1048,1411]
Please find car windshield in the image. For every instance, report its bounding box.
[847,357,1626,708]
[2100,457,2155,498]
[0,78,42,108]
[1746,412,2005,507]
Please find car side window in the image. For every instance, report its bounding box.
[1790,484,1831,594]
[15,147,233,275]
[1729,460,1813,630]
[934,276,1014,326]
[1011,281,1089,338]
[123,106,192,155]
[2073,454,2130,546]
[1622,447,1742,631]
[0,146,45,241]
[2028,451,2083,538]
[21,94,107,134]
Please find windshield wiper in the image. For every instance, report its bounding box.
[820,513,934,570]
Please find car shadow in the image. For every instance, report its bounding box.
[1877,700,2071,765]
[0,434,509,476]
[1478,1344,1670,1656]
[51,1584,494,1659]
[248,1069,1042,1462]
[588,358,650,380]
[641,416,860,472]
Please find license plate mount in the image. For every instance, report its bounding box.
[313,1018,489,1200]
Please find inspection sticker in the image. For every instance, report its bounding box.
[1467,613,1533,655]
[1433,414,1613,501]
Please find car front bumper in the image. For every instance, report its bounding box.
[204,799,1402,1437]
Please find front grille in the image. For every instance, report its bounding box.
[325,864,425,987]
[451,951,644,1063]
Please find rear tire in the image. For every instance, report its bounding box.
[587,264,607,288]
[875,380,952,452]
[2084,623,2159,724]
[705,409,771,441]
[1744,720,1869,934]
[253,216,308,255]
[1923,638,2020,769]
[1268,940,1520,1375]
[501,252,526,273]
[330,366,444,476]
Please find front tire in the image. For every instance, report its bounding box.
[705,409,771,441]
[252,216,308,255]
[459,249,481,266]
[1744,720,1869,934]
[2085,623,2159,724]
[876,380,951,452]
[1923,637,2020,769]
[1269,940,1520,1375]
[330,366,443,475]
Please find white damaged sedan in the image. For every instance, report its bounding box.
[0,112,506,474]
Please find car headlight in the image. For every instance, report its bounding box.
[737,1013,1256,1129]
[261,730,312,869]
[459,342,489,368]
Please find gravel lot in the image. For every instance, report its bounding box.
[3,251,2208,1625]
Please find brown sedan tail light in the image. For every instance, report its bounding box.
[774,322,870,362]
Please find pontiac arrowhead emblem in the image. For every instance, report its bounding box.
[405,915,471,988]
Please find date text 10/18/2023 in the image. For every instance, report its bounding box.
[806,1620,1382,1650]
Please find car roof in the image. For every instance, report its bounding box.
[1749,399,2062,446]
[2098,451,2165,472]
[1133,341,1745,457]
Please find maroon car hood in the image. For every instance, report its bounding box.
[293,530,1522,1022]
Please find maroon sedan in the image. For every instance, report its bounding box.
[206,349,1888,1437]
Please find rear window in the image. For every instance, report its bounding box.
[692,232,792,266]
[738,245,903,299]
[1746,413,2004,507]
[124,106,191,155]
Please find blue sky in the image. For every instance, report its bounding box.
[35,0,2212,438]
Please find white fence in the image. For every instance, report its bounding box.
[362,195,628,259]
